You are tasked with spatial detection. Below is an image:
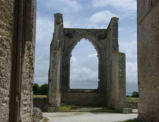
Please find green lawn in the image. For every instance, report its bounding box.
[33,95,47,98]
[42,117,49,122]
[54,104,79,112]
[126,97,139,102]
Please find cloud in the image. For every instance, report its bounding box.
[36,16,53,44]
[88,54,97,58]
[45,0,81,13]
[120,39,137,83]
[89,10,117,24]
[60,0,81,12]
[34,16,54,84]
[70,56,77,63]
[64,20,74,28]
[70,39,98,89]
[92,0,136,11]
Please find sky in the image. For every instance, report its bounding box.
[34,0,138,94]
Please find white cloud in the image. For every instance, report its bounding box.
[92,0,136,11]
[70,39,98,89]
[89,10,117,24]
[120,40,137,83]
[70,56,77,63]
[88,54,97,58]
[45,0,81,13]
[64,20,74,28]
[34,16,54,84]
[60,0,81,12]
[36,16,53,44]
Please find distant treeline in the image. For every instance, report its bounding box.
[127,91,139,98]
[33,83,48,95]
[33,83,139,97]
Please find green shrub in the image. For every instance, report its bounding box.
[132,91,139,98]
[40,84,48,95]
[33,83,40,95]
[33,83,48,95]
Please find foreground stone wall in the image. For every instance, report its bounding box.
[0,0,14,121]
[0,0,36,121]
[138,0,159,121]
[19,1,36,121]
[20,41,35,122]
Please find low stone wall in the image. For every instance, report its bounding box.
[62,92,105,106]
[127,101,138,109]
[33,98,48,112]
[33,107,43,122]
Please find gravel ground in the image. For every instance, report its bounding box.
[43,112,137,122]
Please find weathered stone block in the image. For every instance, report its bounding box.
[138,0,159,121]
[33,107,43,122]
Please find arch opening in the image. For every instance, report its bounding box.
[69,38,99,89]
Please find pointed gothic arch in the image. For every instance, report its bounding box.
[48,13,126,107]
[69,38,99,89]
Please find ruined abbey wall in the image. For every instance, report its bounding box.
[0,0,14,121]
[0,0,36,122]
[49,13,126,109]
[138,0,159,121]
[62,91,105,106]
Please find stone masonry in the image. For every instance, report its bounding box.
[0,0,36,122]
[1,0,159,121]
[48,13,126,109]
[138,0,159,121]
[0,0,14,121]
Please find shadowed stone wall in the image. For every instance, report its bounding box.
[20,1,36,121]
[0,0,14,121]
[61,89,105,106]
[138,0,159,121]
[0,0,36,121]
[110,52,126,108]
[48,13,63,107]
[49,13,126,108]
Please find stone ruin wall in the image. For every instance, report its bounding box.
[49,13,126,109]
[20,40,35,122]
[138,0,159,121]
[62,92,106,106]
[1,0,159,121]
[0,0,14,121]
[111,52,126,108]
[20,1,36,121]
[0,0,36,122]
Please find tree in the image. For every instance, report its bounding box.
[132,91,139,97]
[39,84,48,95]
[33,83,40,95]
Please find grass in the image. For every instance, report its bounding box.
[42,117,49,122]
[54,103,79,112]
[33,95,47,99]
[52,104,119,113]
[122,118,144,122]
[91,107,120,113]
[126,97,139,102]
